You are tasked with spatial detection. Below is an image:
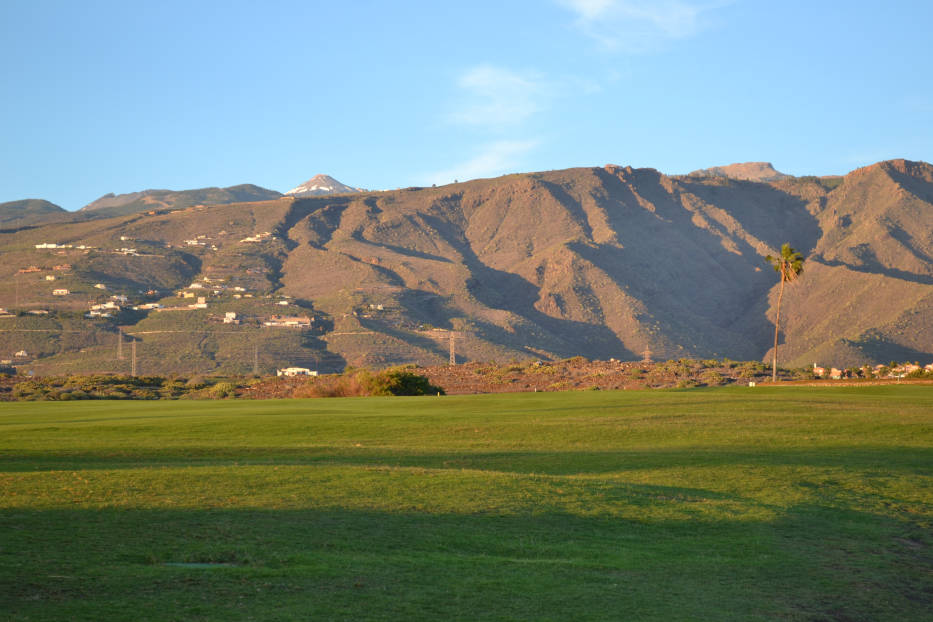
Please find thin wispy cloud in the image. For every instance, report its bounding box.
[448,65,550,128]
[439,63,598,183]
[558,0,721,52]
[438,66,549,183]
[449,65,600,127]
[426,140,540,185]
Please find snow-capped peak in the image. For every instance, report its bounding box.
[285,174,363,197]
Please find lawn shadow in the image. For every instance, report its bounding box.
[5,445,930,475]
[1,501,929,621]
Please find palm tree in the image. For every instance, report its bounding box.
[765,243,804,382]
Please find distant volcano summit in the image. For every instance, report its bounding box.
[285,174,363,197]
[688,162,791,182]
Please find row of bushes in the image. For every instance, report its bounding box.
[9,374,237,401]
[6,368,443,401]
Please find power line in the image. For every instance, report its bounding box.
[124,330,251,335]
[0,329,258,334]
[0,329,99,333]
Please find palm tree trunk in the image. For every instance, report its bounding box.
[772,275,786,382]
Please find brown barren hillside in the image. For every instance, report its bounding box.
[0,159,930,374]
[768,159,933,366]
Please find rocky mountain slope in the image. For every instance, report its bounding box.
[0,159,929,374]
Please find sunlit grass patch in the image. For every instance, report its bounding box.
[1,386,931,621]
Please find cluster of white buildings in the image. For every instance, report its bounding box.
[34,242,96,250]
[86,295,131,318]
[33,241,157,257]
[276,367,318,377]
[184,235,218,250]
[263,315,312,328]
[240,231,276,243]
[180,278,251,298]
[155,296,208,312]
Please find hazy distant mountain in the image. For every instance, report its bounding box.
[0,199,69,228]
[79,184,282,218]
[689,162,791,182]
[285,174,363,197]
[2,159,931,374]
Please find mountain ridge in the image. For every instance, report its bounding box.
[0,199,69,228]
[78,184,283,217]
[0,158,929,374]
[688,161,791,182]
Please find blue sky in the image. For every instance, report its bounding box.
[2,0,931,210]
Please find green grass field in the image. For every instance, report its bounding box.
[1,387,931,621]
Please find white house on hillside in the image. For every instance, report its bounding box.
[277,367,318,377]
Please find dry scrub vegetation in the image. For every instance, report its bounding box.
[4,356,930,401]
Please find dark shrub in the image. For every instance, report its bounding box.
[365,368,444,396]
